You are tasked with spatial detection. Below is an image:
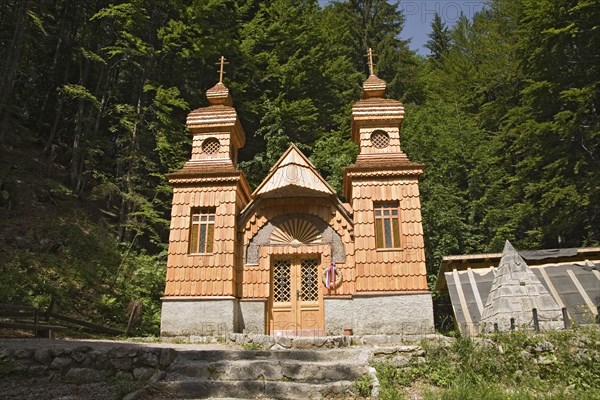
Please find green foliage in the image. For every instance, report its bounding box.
[354,373,374,398]
[241,342,262,351]
[425,13,450,62]
[376,327,600,399]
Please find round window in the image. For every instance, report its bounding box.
[370,130,390,149]
[202,137,220,155]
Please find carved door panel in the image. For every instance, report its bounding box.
[270,257,323,336]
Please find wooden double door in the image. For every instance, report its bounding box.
[269,256,324,336]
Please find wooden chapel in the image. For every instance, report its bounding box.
[160,57,433,337]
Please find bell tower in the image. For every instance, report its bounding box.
[341,52,433,334]
[343,50,429,297]
[185,80,245,168]
[161,57,251,337]
[351,77,405,162]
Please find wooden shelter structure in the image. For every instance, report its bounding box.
[160,71,433,337]
[436,244,600,335]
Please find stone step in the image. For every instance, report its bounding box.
[167,359,368,382]
[172,349,368,364]
[150,379,358,400]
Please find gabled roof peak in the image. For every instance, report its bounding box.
[252,144,336,199]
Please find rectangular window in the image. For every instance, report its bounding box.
[189,208,215,253]
[374,202,401,249]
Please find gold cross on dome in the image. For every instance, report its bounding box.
[216,56,229,83]
[367,48,375,76]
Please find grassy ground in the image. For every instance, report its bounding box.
[373,326,600,400]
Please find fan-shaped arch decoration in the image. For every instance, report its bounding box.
[270,218,322,245]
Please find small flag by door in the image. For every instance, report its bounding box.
[325,262,336,289]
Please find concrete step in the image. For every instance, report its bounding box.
[167,358,368,382]
[150,379,358,400]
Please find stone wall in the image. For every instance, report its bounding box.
[161,298,238,336]
[0,345,177,384]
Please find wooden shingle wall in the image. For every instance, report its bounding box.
[239,198,355,298]
[164,181,242,297]
[358,126,401,155]
[351,177,427,292]
[190,132,232,162]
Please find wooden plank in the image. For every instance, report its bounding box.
[566,270,598,315]
[0,322,67,331]
[0,303,38,311]
[452,269,474,334]
[466,268,484,315]
[538,268,566,309]
[49,312,122,335]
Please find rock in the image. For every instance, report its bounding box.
[14,349,33,359]
[111,357,133,371]
[137,350,158,367]
[28,365,47,377]
[361,335,390,346]
[533,341,554,353]
[110,347,137,358]
[373,345,420,355]
[34,348,52,364]
[50,357,72,370]
[0,348,13,361]
[50,349,65,357]
[159,348,177,367]
[150,371,167,382]
[133,367,155,380]
[122,389,143,400]
[291,336,328,349]
[72,345,92,353]
[253,335,276,348]
[115,371,132,380]
[386,355,411,367]
[535,355,556,365]
[275,336,292,348]
[91,350,110,369]
[71,351,87,364]
[64,367,107,383]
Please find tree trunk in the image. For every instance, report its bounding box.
[0,0,31,144]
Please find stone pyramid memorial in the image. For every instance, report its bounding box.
[480,241,563,331]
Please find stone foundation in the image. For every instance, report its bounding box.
[325,293,434,336]
[238,300,266,334]
[160,298,238,337]
[161,293,434,337]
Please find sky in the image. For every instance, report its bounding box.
[319,1,487,55]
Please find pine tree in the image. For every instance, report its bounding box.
[425,13,450,62]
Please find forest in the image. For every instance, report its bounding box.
[0,0,598,334]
